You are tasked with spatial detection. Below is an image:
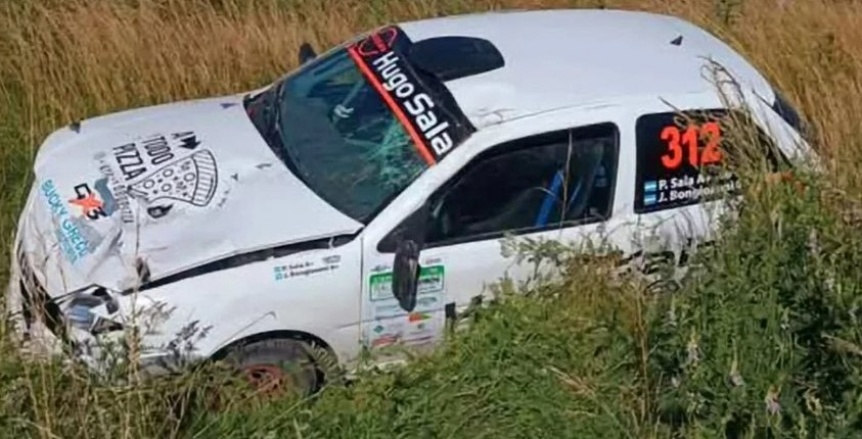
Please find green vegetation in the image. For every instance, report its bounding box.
[3,0,862,437]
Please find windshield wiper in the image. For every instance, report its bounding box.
[269,82,286,142]
[262,82,307,183]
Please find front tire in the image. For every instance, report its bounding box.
[223,338,321,398]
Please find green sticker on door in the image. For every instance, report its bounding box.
[369,265,445,301]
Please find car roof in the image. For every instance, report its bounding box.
[398,9,776,130]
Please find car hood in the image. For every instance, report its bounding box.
[20,93,362,296]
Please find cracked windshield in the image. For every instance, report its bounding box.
[247,47,428,223]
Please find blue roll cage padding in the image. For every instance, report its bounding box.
[534,169,586,228]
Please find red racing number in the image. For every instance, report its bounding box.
[660,122,723,170]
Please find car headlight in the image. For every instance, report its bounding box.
[68,293,123,335]
[90,315,123,335]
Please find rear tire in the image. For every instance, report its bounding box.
[222,338,321,398]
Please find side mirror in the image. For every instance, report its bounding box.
[299,42,317,65]
[392,239,421,312]
[389,203,431,312]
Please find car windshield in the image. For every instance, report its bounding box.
[246,29,476,224]
[246,48,427,223]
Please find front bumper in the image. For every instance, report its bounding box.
[7,253,187,376]
[5,249,66,359]
[7,208,180,377]
[6,244,111,370]
[5,182,64,356]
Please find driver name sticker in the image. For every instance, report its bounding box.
[347,26,474,165]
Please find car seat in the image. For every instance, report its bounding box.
[533,140,606,227]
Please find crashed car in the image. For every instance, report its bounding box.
[7,9,814,393]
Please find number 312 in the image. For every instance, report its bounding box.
[660,122,722,170]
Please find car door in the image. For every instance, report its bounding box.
[358,121,631,354]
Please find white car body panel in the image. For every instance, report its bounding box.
[115,243,364,370]
[399,10,777,129]
[7,9,815,376]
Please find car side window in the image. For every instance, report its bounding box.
[424,123,619,246]
[633,109,789,214]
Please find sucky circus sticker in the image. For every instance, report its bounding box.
[41,179,103,264]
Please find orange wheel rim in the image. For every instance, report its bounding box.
[241,364,299,396]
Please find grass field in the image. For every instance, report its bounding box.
[4,0,862,437]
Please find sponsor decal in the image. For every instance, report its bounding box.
[96,132,217,221]
[364,264,445,349]
[69,182,110,220]
[347,26,474,165]
[373,295,439,319]
[416,296,439,307]
[174,132,200,150]
[356,27,398,57]
[127,149,218,209]
[371,264,390,273]
[408,311,432,323]
[403,332,435,346]
[41,179,97,263]
[322,255,341,264]
[368,264,444,301]
[112,132,200,181]
[422,256,442,265]
[373,303,403,316]
[371,333,400,348]
[365,312,439,349]
[94,152,135,223]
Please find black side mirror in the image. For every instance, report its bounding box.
[392,239,421,312]
[390,203,430,312]
[299,42,317,65]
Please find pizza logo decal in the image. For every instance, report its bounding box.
[127,149,218,208]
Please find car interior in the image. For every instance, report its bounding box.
[426,135,615,244]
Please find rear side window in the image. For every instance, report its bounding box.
[634,109,787,214]
[771,89,812,142]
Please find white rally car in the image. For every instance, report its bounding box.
[7,9,813,393]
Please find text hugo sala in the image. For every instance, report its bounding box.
[367,50,456,159]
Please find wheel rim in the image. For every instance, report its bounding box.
[241,364,300,396]
[242,364,284,394]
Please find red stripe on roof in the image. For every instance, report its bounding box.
[347,46,436,166]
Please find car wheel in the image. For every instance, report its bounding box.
[223,338,321,399]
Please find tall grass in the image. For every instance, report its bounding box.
[4,0,862,437]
